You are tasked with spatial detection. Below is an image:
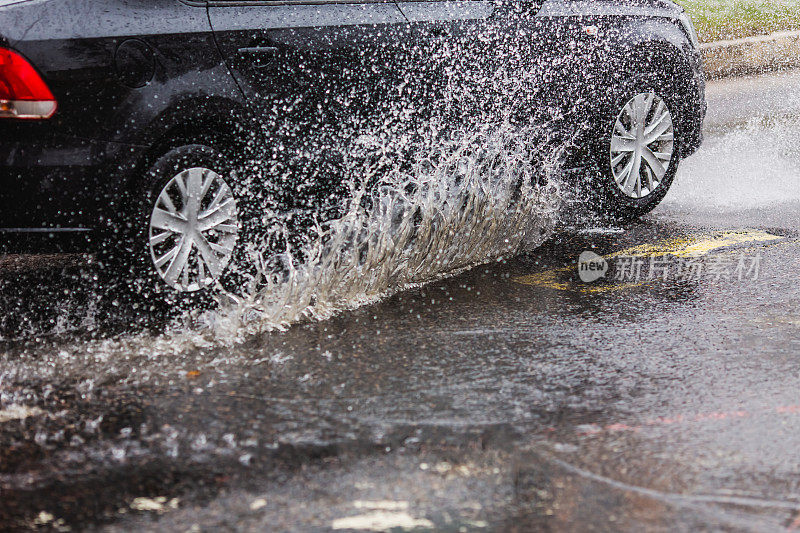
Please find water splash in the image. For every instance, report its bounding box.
[207,119,564,337]
[665,115,800,210]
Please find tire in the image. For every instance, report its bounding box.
[117,144,244,306]
[587,73,683,220]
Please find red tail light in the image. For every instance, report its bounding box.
[0,47,57,119]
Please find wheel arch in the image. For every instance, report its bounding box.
[570,23,700,164]
[606,17,703,146]
[125,95,261,192]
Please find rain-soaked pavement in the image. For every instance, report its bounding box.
[3,70,800,532]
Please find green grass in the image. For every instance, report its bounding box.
[678,0,800,42]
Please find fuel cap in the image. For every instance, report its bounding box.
[114,38,155,89]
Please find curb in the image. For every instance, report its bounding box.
[703,30,800,79]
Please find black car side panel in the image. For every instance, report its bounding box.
[0,0,705,244]
[209,3,428,211]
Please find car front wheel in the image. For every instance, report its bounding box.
[589,79,682,220]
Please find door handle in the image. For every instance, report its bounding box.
[237,46,278,69]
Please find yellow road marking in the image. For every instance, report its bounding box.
[514,229,785,293]
[606,229,783,259]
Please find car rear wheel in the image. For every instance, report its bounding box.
[588,77,682,219]
[126,145,243,302]
[148,165,239,293]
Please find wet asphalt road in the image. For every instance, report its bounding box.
[2,70,800,532]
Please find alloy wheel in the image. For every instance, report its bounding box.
[148,167,239,292]
[609,92,675,199]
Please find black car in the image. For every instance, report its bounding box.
[0,0,705,295]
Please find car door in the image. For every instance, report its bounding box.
[390,0,497,140]
[208,0,413,212]
[394,0,580,153]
